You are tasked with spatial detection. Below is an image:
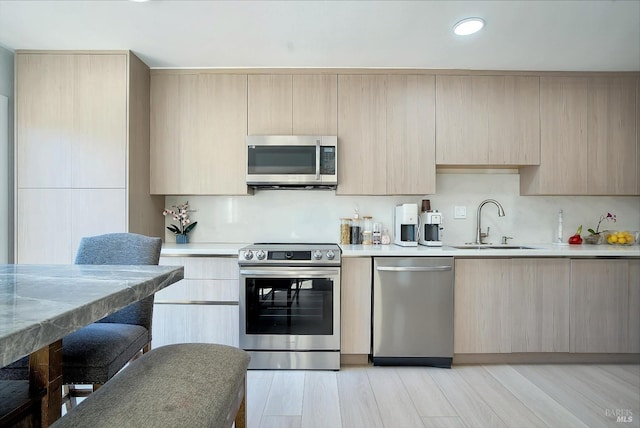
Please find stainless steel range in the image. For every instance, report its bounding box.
[239,243,341,370]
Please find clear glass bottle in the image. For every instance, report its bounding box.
[351,218,362,245]
[340,218,351,245]
[362,216,373,245]
[381,228,391,245]
[350,208,362,245]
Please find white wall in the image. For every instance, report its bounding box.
[0,46,13,263]
[165,173,640,245]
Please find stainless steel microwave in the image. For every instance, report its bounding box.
[246,135,338,189]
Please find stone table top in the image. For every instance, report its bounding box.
[0,264,184,367]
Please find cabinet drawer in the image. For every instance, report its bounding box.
[160,256,238,279]
[155,279,238,302]
[152,304,239,348]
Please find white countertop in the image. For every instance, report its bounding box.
[161,242,640,258]
[341,243,640,257]
[161,243,249,256]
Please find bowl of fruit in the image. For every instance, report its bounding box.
[604,230,637,246]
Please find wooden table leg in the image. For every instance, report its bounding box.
[29,339,63,427]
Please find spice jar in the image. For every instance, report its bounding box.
[340,218,351,244]
[362,216,373,245]
[381,228,391,245]
[373,222,382,245]
[351,218,362,245]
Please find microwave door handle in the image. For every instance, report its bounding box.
[315,139,321,180]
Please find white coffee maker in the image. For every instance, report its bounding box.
[418,199,443,247]
[419,211,443,246]
[394,204,418,247]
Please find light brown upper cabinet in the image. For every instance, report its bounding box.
[17,54,127,189]
[435,75,540,166]
[586,76,638,195]
[637,77,640,194]
[520,75,638,195]
[16,51,163,263]
[150,73,250,195]
[337,75,436,195]
[248,74,337,135]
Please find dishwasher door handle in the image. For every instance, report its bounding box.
[376,266,452,272]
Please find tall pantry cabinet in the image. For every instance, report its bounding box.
[15,51,164,263]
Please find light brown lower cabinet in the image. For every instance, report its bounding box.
[454,259,511,353]
[455,257,638,355]
[510,259,570,352]
[570,259,639,353]
[153,257,239,348]
[629,260,640,353]
[340,257,372,355]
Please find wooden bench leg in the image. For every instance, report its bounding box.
[234,376,246,428]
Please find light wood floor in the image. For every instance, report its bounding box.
[246,364,640,428]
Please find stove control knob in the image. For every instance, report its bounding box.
[256,250,266,260]
[326,250,335,260]
[244,250,253,260]
[285,251,293,260]
[313,250,323,260]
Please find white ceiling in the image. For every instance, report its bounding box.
[0,0,639,71]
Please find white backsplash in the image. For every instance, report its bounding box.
[164,173,640,246]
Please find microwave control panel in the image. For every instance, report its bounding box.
[320,146,336,175]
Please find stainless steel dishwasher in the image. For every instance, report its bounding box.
[372,257,454,368]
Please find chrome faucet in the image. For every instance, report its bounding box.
[475,199,506,244]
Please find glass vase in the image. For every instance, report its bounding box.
[176,234,189,244]
[583,233,602,245]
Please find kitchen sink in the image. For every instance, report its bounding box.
[450,245,538,250]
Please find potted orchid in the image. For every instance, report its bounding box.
[584,212,616,245]
[163,201,197,244]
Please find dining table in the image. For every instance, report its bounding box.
[0,263,184,427]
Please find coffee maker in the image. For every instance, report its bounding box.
[419,200,443,247]
[394,204,418,247]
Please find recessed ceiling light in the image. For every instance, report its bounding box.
[129,0,150,2]
[453,18,485,36]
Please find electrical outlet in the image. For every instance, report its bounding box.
[454,206,467,219]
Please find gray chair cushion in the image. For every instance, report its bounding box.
[0,324,149,385]
[51,344,251,428]
[62,323,150,384]
[0,358,28,380]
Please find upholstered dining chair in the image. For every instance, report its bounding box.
[0,232,163,406]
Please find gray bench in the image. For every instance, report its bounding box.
[51,343,250,428]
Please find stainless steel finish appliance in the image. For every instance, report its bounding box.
[372,257,454,368]
[394,204,418,247]
[246,135,337,189]
[239,243,341,370]
[419,211,443,247]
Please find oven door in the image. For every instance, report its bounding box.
[239,266,340,351]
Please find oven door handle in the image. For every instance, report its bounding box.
[240,269,339,278]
